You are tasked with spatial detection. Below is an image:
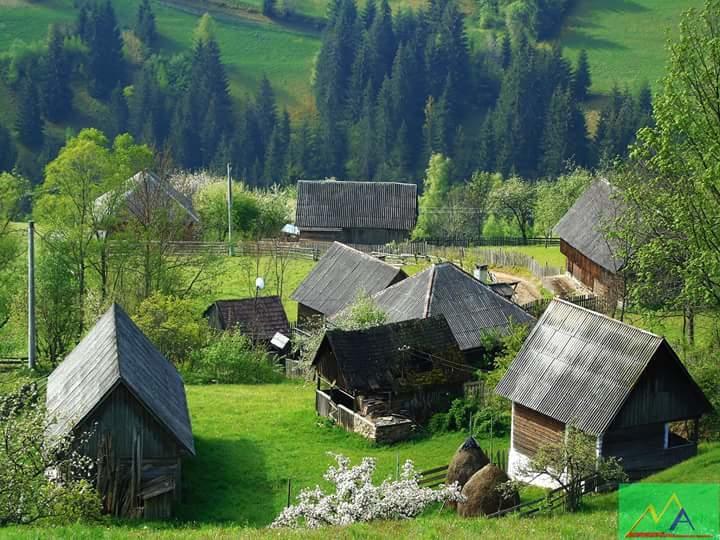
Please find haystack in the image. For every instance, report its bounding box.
[457,463,519,517]
[446,437,489,489]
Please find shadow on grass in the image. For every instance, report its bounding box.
[177,436,277,527]
[560,29,628,51]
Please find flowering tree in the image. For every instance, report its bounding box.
[0,383,101,525]
[271,454,463,528]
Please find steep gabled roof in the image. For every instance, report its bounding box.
[495,299,712,436]
[95,171,200,225]
[554,179,624,273]
[204,296,290,340]
[296,180,417,231]
[46,304,195,455]
[350,263,534,351]
[291,242,407,317]
[314,316,463,392]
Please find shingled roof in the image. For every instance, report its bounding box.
[204,296,290,340]
[343,263,534,351]
[554,179,624,273]
[314,316,463,393]
[291,242,407,317]
[495,299,712,436]
[95,170,200,225]
[46,303,195,455]
[296,180,417,231]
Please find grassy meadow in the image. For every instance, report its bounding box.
[1,369,719,538]
[559,0,703,94]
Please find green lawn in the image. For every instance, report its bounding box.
[0,0,319,107]
[2,374,718,538]
[559,0,702,94]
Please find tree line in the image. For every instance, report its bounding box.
[0,0,652,187]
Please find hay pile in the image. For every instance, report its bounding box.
[457,463,519,517]
[446,437,490,489]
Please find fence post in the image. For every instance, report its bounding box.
[287,478,292,507]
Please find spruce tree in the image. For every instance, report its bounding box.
[573,49,591,102]
[255,75,278,157]
[42,25,72,122]
[88,1,124,98]
[109,84,128,137]
[539,88,570,177]
[362,0,377,29]
[135,0,157,46]
[262,0,275,17]
[0,124,17,172]
[15,76,44,148]
[500,33,512,69]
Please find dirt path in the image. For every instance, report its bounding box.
[542,275,591,298]
[490,271,542,305]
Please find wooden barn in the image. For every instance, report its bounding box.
[295,180,418,244]
[336,263,535,367]
[314,316,471,442]
[554,179,625,299]
[496,299,712,486]
[46,303,195,519]
[204,296,290,347]
[291,241,407,325]
[94,170,200,239]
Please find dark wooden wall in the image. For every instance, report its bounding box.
[205,305,223,331]
[77,384,183,462]
[297,303,324,326]
[610,344,709,430]
[512,403,565,456]
[560,239,621,298]
[301,228,411,245]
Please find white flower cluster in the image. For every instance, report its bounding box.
[271,453,464,529]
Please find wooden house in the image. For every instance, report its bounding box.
[554,179,625,298]
[337,263,535,366]
[291,242,407,325]
[295,180,417,244]
[46,303,195,519]
[204,296,290,347]
[314,316,470,442]
[94,170,200,239]
[496,299,712,486]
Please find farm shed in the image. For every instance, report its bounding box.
[339,263,535,366]
[295,180,417,244]
[46,303,195,519]
[496,299,712,486]
[291,241,407,325]
[204,296,290,346]
[314,316,470,442]
[554,179,625,299]
[94,170,200,239]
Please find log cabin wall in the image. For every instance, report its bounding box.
[297,303,324,326]
[512,403,566,456]
[560,239,622,298]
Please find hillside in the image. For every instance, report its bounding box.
[559,0,703,94]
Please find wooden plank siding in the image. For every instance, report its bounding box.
[513,403,565,456]
[560,239,622,299]
[77,383,183,461]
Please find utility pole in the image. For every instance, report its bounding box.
[27,221,36,370]
[227,163,233,256]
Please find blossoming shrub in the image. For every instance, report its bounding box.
[271,454,464,528]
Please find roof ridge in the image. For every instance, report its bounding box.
[551,298,663,340]
[333,242,401,270]
[298,179,417,188]
[423,265,437,317]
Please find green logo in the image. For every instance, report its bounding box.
[619,484,719,539]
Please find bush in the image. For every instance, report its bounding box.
[187,331,283,384]
[133,293,209,366]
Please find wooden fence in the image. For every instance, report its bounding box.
[0,357,26,370]
[463,381,486,403]
[522,293,613,318]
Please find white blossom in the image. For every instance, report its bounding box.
[270,453,464,529]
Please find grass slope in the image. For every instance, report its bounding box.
[0,0,319,107]
[559,0,702,94]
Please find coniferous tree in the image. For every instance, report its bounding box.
[87,1,124,98]
[0,124,17,172]
[109,85,128,137]
[135,0,157,46]
[42,25,72,122]
[15,77,44,148]
[540,88,571,177]
[255,75,278,160]
[573,49,591,102]
[362,0,376,28]
[374,76,395,178]
[262,0,275,17]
